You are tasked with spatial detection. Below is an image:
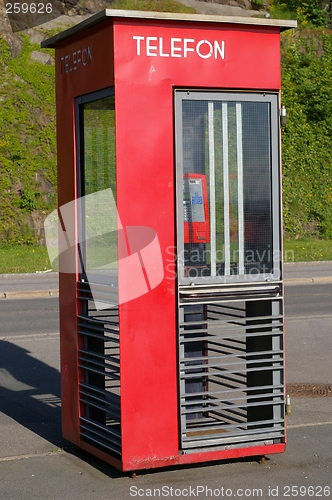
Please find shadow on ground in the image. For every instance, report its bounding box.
[0,340,64,448]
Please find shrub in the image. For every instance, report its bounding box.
[281,31,332,239]
[271,0,330,27]
[20,189,37,213]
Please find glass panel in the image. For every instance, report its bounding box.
[80,95,117,274]
[83,97,116,197]
[242,102,273,275]
[181,99,273,279]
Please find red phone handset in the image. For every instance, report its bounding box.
[183,173,210,244]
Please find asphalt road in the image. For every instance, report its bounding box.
[0,297,59,336]
[0,283,331,499]
[284,284,332,384]
[284,283,331,318]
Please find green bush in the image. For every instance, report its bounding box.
[0,34,57,243]
[281,30,332,238]
[270,0,329,27]
[20,189,37,212]
[252,0,264,7]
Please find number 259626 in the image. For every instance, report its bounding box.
[6,3,52,14]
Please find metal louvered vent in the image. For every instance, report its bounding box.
[77,281,121,457]
[178,292,285,452]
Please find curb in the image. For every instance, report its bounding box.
[0,290,59,299]
[0,272,58,279]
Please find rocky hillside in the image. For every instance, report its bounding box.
[0,0,332,243]
[0,0,261,55]
[0,0,262,245]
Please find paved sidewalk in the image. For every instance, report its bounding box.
[0,261,331,299]
[0,272,59,299]
[283,261,332,285]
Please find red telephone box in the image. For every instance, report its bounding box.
[42,10,296,472]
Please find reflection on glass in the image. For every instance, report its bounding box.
[81,96,117,273]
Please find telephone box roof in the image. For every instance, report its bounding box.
[42,9,297,49]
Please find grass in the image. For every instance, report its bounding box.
[0,238,331,274]
[268,5,296,21]
[0,245,52,274]
[265,0,297,21]
[284,237,332,263]
[111,0,195,13]
[0,0,193,250]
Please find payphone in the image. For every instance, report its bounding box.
[183,174,209,245]
[43,10,296,472]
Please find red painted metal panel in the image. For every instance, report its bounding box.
[121,443,286,471]
[115,80,178,467]
[55,14,285,469]
[80,441,123,471]
[113,18,282,471]
[55,21,115,445]
[55,19,114,99]
[81,439,284,472]
[113,20,281,91]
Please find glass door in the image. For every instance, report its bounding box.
[175,91,285,453]
[175,91,281,285]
